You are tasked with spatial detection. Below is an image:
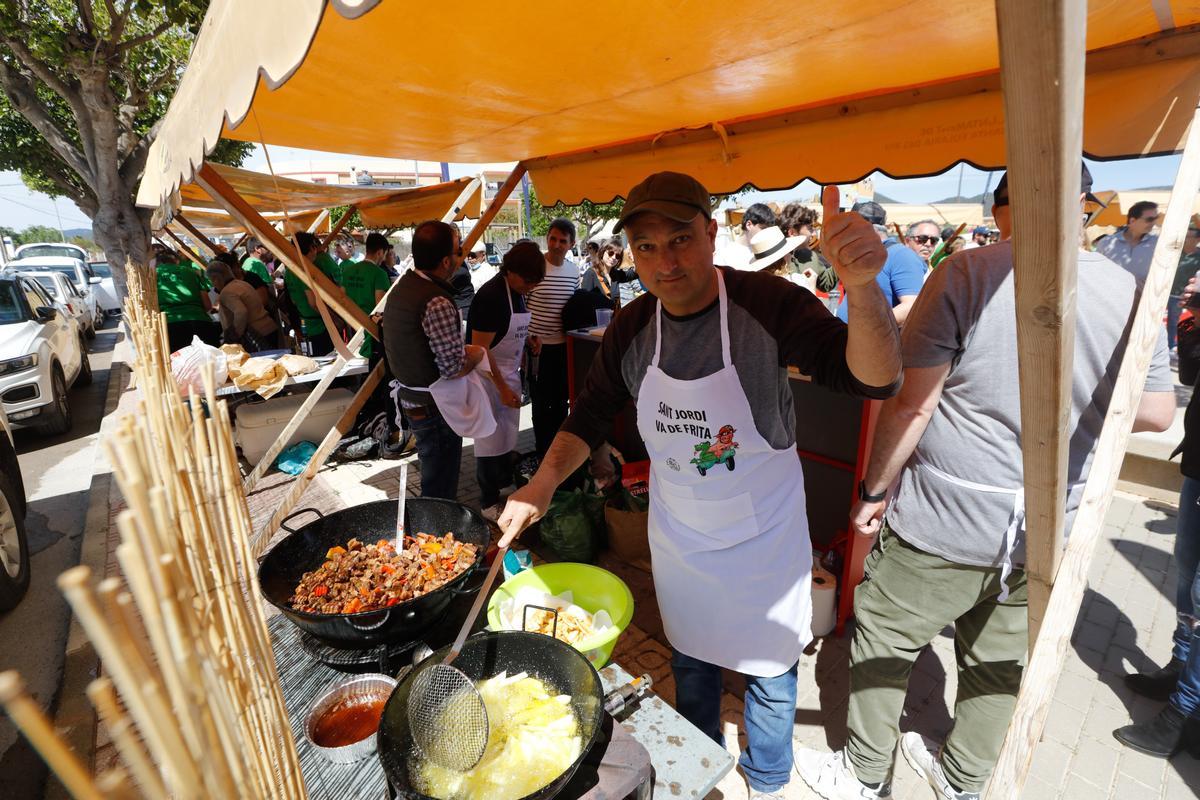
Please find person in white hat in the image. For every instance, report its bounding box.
[744,225,820,292]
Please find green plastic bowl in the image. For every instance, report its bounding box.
[487,562,635,667]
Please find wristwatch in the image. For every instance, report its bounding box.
[858,480,887,503]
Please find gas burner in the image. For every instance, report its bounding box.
[298,631,425,675]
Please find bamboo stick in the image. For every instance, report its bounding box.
[86,678,168,800]
[0,671,106,800]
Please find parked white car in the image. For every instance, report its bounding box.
[25,271,94,338]
[88,261,120,318]
[13,242,89,262]
[0,270,91,435]
[8,256,100,336]
[0,403,28,608]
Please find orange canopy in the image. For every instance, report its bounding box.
[137,0,1200,211]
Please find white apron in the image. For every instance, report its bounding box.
[913,456,1085,601]
[397,272,497,439]
[635,270,812,677]
[474,282,530,457]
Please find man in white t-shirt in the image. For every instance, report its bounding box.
[526,220,581,455]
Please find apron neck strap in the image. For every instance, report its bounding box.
[652,268,731,368]
[505,276,514,314]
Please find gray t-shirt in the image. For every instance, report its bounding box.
[888,241,1172,567]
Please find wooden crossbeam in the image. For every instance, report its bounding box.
[193,162,379,338]
[320,205,356,247]
[162,227,207,268]
[174,213,222,255]
[462,166,525,256]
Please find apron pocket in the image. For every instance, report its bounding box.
[653,480,759,552]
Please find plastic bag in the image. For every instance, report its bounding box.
[275,441,317,475]
[170,335,228,395]
[539,488,606,563]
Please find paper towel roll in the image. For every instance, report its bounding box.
[811,565,837,638]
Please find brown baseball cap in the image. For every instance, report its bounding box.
[614,171,712,233]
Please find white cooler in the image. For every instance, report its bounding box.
[234,388,355,464]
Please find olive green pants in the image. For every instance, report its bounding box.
[846,526,1028,793]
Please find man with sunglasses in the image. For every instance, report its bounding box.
[904,220,941,267]
[1097,200,1159,285]
[835,201,925,326]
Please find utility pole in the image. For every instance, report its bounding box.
[52,198,65,241]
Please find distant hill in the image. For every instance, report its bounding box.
[929,193,990,204]
[63,227,93,239]
[873,192,900,204]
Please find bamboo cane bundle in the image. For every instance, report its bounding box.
[1,301,306,799]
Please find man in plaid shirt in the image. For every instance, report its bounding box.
[382,220,484,499]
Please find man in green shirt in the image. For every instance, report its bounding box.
[242,239,272,284]
[335,236,357,273]
[153,244,219,352]
[286,232,342,356]
[340,232,393,357]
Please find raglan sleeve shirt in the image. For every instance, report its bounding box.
[562,267,901,450]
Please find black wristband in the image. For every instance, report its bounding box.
[858,480,886,503]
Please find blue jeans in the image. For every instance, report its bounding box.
[409,407,462,500]
[1171,477,1200,716]
[671,650,798,793]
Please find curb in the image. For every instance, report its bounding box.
[46,336,131,792]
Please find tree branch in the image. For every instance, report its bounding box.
[119,116,159,185]
[109,0,132,43]
[0,36,83,111]
[115,19,172,54]
[0,60,95,187]
[76,0,96,35]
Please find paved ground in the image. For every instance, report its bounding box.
[0,319,120,800]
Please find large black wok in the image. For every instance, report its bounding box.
[378,631,605,800]
[258,498,490,649]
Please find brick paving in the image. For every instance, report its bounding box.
[91,377,1200,799]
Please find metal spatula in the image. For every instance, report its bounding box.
[407,523,520,771]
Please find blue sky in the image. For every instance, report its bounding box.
[0,149,1184,233]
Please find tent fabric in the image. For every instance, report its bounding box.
[137,0,1200,211]
[154,163,483,231]
[168,207,327,236]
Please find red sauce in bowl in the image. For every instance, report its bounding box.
[312,697,387,748]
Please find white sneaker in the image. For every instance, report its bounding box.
[481,503,503,522]
[900,732,979,800]
[794,746,892,799]
[749,791,785,800]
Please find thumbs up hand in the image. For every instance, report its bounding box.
[820,186,886,289]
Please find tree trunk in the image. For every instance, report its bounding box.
[90,191,153,311]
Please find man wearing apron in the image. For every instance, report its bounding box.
[467,241,544,518]
[801,165,1176,800]
[501,172,903,799]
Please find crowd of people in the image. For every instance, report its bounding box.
[151,168,1197,799]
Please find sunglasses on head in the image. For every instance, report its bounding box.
[909,234,940,245]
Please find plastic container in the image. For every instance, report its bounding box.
[234,388,353,463]
[486,563,634,667]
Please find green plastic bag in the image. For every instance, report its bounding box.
[539,487,606,563]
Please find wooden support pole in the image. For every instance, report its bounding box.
[163,227,208,268]
[231,232,249,251]
[996,0,1088,646]
[193,162,379,338]
[307,208,330,234]
[253,361,385,556]
[986,99,1200,799]
[174,213,222,255]
[242,178,482,494]
[462,165,526,256]
[320,205,357,247]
